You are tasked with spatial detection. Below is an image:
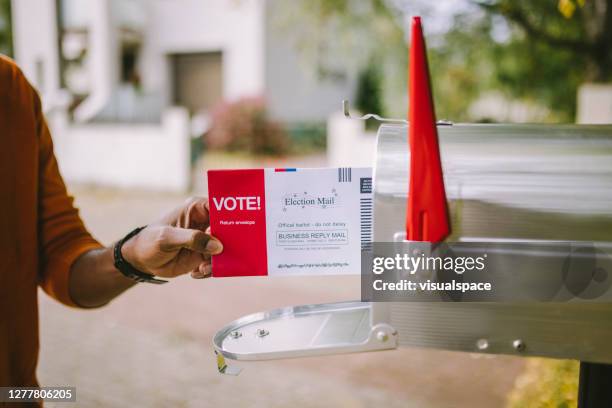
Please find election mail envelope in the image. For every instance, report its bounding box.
[207,167,372,277]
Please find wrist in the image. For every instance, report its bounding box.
[120,233,144,271]
[114,226,168,284]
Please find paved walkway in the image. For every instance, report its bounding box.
[36,157,524,407]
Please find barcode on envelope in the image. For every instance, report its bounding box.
[338,167,352,182]
[360,197,372,251]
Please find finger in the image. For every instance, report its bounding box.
[158,227,223,255]
[174,250,206,275]
[186,198,210,229]
[190,261,212,279]
[156,197,209,228]
[191,262,212,279]
[156,198,197,226]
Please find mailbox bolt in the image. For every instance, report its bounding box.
[476,338,489,351]
[229,331,242,339]
[256,329,270,338]
[376,331,389,342]
[513,339,526,352]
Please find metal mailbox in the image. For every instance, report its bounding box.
[214,122,612,373]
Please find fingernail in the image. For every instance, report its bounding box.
[206,239,223,253]
[203,264,212,276]
[191,271,206,279]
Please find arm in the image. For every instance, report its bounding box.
[69,198,223,308]
[69,247,134,308]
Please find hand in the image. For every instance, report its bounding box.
[121,197,223,279]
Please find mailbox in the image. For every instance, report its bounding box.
[213,122,612,374]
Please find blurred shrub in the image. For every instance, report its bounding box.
[190,136,203,165]
[206,97,289,155]
[507,358,578,408]
[356,60,384,130]
[0,0,12,57]
[286,122,326,152]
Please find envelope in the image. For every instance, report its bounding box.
[207,167,372,277]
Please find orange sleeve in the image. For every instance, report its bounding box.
[35,92,103,307]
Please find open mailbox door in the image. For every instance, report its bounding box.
[213,122,612,374]
[213,302,397,375]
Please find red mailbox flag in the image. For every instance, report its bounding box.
[406,16,451,242]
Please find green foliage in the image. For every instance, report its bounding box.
[286,122,327,153]
[490,35,586,121]
[355,60,385,128]
[0,0,12,57]
[426,1,592,122]
[432,0,612,121]
[507,358,578,408]
[475,0,599,121]
[285,0,611,122]
[427,12,496,121]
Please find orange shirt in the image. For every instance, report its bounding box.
[0,56,102,388]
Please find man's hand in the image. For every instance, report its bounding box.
[121,197,223,279]
[69,197,223,307]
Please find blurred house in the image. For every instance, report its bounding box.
[11,0,355,191]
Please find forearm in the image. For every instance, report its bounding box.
[69,247,136,308]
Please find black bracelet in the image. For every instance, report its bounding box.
[113,226,168,284]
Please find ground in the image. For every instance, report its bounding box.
[37,153,525,407]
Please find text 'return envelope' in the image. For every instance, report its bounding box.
[207,168,372,277]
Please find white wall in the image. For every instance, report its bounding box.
[139,0,265,105]
[577,84,612,124]
[327,112,376,167]
[263,0,356,122]
[13,0,121,120]
[11,0,62,109]
[12,0,352,123]
[72,0,118,122]
[50,107,191,192]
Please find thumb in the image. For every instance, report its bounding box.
[158,227,223,255]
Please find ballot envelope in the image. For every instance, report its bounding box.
[207,167,372,278]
